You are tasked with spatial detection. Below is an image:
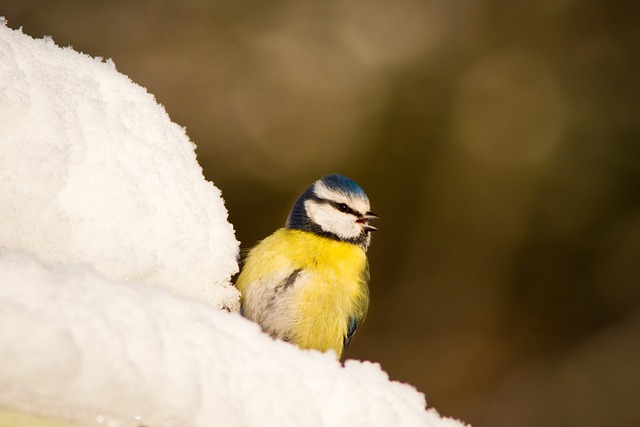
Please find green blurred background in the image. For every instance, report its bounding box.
[3,1,639,426]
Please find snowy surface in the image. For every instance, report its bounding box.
[0,253,466,427]
[0,19,239,309]
[0,21,468,427]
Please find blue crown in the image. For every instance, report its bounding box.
[320,174,368,199]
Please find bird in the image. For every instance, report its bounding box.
[235,174,378,359]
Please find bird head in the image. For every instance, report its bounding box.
[286,174,378,250]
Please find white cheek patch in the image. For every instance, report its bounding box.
[304,200,362,239]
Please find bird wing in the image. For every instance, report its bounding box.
[276,268,302,293]
[343,316,359,351]
[245,267,305,342]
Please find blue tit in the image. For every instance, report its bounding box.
[235,174,378,359]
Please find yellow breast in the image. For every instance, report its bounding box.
[236,228,369,358]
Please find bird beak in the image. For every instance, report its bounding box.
[364,211,379,220]
[358,211,379,232]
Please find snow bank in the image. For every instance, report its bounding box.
[0,252,466,427]
[0,19,239,309]
[0,21,468,427]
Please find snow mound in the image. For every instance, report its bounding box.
[0,252,467,427]
[0,20,239,309]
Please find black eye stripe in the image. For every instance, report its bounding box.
[329,201,359,216]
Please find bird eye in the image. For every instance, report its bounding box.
[337,203,349,213]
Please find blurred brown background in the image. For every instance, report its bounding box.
[3,1,639,426]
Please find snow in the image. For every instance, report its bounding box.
[0,18,239,310]
[0,20,468,427]
[0,252,464,427]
